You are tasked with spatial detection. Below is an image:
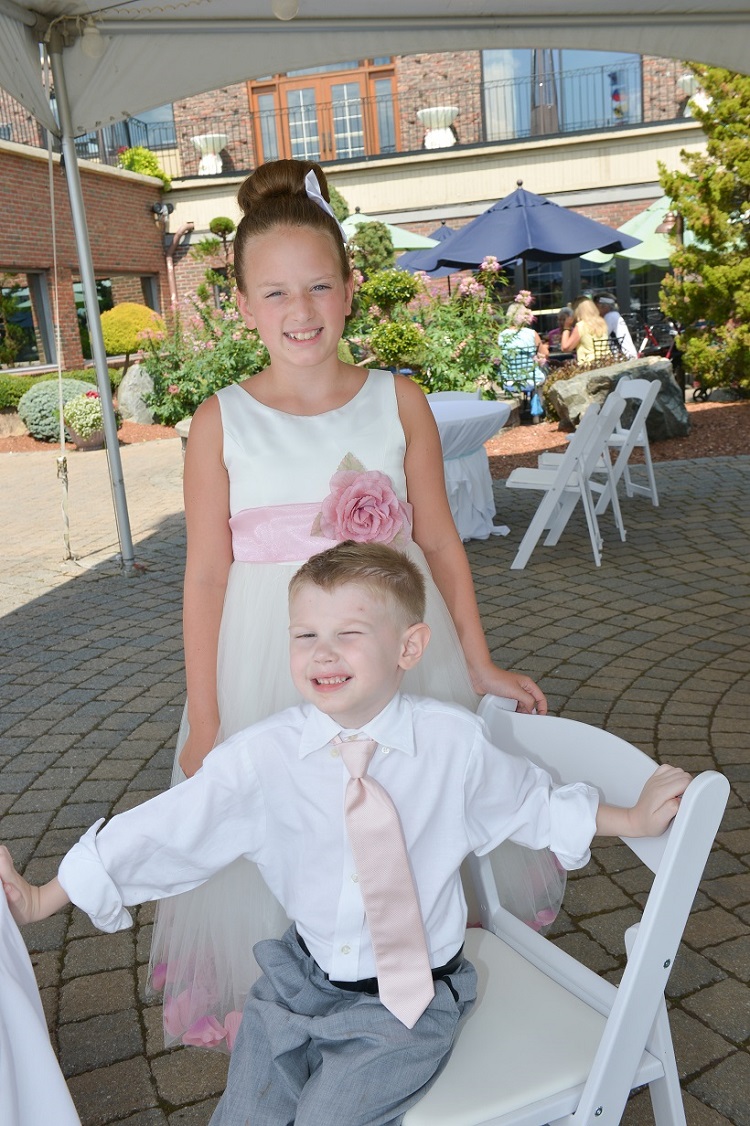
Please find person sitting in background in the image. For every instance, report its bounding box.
[546,306,574,352]
[560,297,610,365]
[594,292,638,359]
[497,296,548,421]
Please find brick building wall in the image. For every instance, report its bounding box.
[172,83,255,179]
[0,145,168,370]
[396,52,483,152]
[641,55,687,122]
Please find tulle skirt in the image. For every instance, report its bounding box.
[148,546,565,1050]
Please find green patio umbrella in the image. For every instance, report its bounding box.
[583,196,697,268]
[342,209,438,251]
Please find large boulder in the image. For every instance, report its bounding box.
[547,357,690,440]
[117,362,155,424]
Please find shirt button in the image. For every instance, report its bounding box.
[341,944,351,955]
[330,747,339,757]
[381,746,390,755]
[351,873,359,883]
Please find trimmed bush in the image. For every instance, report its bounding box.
[100,304,165,367]
[17,379,92,441]
[0,367,121,410]
[0,374,36,409]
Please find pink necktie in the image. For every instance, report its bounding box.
[337,736,435,1028]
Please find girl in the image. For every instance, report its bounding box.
[560,296,610,365]
[149,158,561,1050]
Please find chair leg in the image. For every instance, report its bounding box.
[604,457,627,542]
[579,482,603,566]
[645,1001,687,1125]
[510,491,565,569]
[643,441,660,507]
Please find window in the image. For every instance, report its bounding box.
[249,60,398,163]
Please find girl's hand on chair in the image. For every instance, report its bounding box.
[0,845,39,926]
[471,665,548,715]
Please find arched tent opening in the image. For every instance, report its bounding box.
[1,1,749,564]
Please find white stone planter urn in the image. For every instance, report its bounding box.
[416,106,459,149]
[192,133,228,175]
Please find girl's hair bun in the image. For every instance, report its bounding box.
[238,159,329,216]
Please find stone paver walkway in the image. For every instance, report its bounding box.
[1,439,748,1125]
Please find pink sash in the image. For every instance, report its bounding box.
[229,502,413,563]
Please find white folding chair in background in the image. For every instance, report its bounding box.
[505,396,625,569]
[598,376,661,510]
[404,695,730,1126]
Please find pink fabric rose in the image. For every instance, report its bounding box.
[318,470,407,545]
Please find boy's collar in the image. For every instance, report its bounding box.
[299,692,416,758]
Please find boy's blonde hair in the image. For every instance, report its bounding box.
[289,541,426,626]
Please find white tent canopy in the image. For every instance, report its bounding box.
[2,0,749,566]
[2,2,750,139]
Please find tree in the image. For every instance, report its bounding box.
[349,221,396,275]
[191,216,237,290]
[659,64,750,391]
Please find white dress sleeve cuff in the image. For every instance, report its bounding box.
[549,783,600,870]
[57,820,134,932]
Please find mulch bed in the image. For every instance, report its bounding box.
[486,399,750,479]
[0,420,177,454]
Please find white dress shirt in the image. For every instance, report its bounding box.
[604,309,638,359]
[58,694,598,982]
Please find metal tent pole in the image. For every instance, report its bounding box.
[48,44,136,570]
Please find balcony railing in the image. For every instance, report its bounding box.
[0,60,690,183]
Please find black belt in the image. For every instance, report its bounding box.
[295,931,464,995]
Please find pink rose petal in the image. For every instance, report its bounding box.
[182,1015,228,1048]
[223,1010,243,1052]
[150,962,167,991]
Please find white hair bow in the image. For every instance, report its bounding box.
[304,169,348,243]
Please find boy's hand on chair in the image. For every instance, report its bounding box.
[629,765,692,837]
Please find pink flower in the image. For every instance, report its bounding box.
[319,470,406,544]
[182,1016,228,1048]
[223,1010,243,1052]
[167,384,179,395]
[85,389,100,399]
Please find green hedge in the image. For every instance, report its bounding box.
[0,367,121,410]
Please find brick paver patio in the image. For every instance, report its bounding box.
[1,439,748,1125]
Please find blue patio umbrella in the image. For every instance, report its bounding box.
[397,222,457,278]
[435,184,641,272]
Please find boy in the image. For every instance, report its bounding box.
[1,541,690,1126]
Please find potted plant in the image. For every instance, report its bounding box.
[62,389,121,449]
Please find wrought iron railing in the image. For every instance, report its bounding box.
[0,59,690,183]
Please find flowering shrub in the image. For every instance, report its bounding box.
[143,290,270,426]
[414,257,507,392]
[345,258,508,393]
[63,389,122,439]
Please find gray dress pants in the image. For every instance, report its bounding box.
[210,925,477,1126]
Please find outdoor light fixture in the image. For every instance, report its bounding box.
[80,18,107,60]
[151,201,175,224]
[272,0,299,20]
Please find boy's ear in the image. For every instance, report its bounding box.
[398,622,431,670]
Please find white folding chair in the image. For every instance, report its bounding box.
[597,377,660,509]
[426,390,482,400]
[505,396,625,569]
[404,696,730,1126]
